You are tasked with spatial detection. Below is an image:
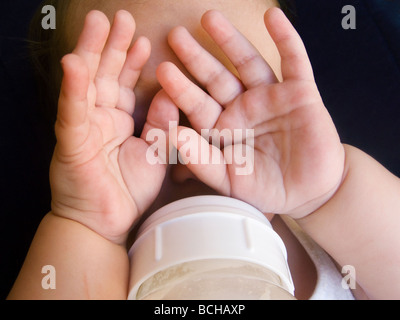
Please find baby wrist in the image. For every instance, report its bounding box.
[291,144,350,220]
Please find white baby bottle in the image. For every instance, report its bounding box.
[128,196,295,300]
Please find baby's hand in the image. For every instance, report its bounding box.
[50,10,178,244]
[157,8,345,219]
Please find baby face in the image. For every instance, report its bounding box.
[64,0,282,213]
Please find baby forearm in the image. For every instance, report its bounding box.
[297,144,400,299]
[8,213,129,300]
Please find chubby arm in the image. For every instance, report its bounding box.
[8,10,177,300]
[8,213,129,300]
[297,145,400,299]
[8,11,136,299]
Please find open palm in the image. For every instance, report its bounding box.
[157,8,345,218]
[50,10,177,244]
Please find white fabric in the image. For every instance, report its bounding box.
[281,216,355,300]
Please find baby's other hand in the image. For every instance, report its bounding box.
[157,8,345,219]
[51,10,178,244]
